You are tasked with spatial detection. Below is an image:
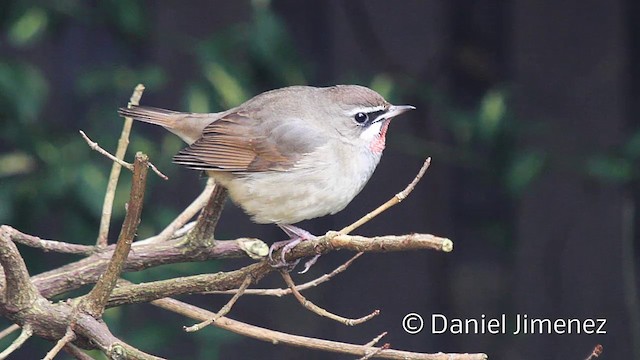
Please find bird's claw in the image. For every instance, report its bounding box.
[268,224,321,272]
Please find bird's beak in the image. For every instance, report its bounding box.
[385,105,415,119]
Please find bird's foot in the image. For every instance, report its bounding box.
[268,224,321,273]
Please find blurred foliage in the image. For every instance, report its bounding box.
[585,131,640,183]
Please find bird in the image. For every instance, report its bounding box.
[118,85,414,271]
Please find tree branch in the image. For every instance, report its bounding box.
[7,227,95,255]
[80,152,149,318]
[183,182,229,248]
[281,271,379,326]
[150,296,486,360]
[104,233,451,307]
[183,274,253,332]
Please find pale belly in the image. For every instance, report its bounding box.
[210,148,382,224]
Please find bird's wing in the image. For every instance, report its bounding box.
[173,112,325,172]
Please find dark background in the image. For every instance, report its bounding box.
[0,1,636,359]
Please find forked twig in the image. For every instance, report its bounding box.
[363,331,387,347]
[80,130,168,181]
[208,252,363,296]
[359,343,390,360]
[280,271,379,326]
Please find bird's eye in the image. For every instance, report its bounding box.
[354,112,368,124]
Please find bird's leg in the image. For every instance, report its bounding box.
[269,224,319,272]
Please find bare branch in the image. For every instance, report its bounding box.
[184,275,252,332]
[104,233,451,307]
[209,252,363,297]
[63,344,94,360]
[151,296,487,360]
[6,226,95,255]
[43,327,75,360]
[0,324,19,342]
[80,130,168,181]
[281,271,379,326]
[584,344,603,360]
[96,84,145,247]
[341,157,431,235]
[184,183,229,248]
[0,324,32,360]
[0,226,40,309]
[80,152,149,318]
[363,332,387,347]
[142,178,216,244]
[359,343,390,360]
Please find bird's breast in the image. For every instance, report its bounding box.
[211,142,382,224]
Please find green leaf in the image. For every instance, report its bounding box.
[505,151,546,195]
[8,7,48,46]
[477,89,506,141]
[586,155,633,183]
[204,62,248,108]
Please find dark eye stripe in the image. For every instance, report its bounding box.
[368,110,386,122]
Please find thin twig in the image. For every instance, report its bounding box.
[363,332,387,347]
[80,130,168,180]
[341,157,431,235]
[43,327,76,360]
[150,296,487,360]
[295,157,431,304]
[184,275,252,332]
[208,252,363,297]
[0,324,32,360]
[280,271,379,326]
[141,178,215,244]
[584,344,603,360]
[80,152,149,318]
[96,83,145,247]
[0,324,19,341]
[359,343,390,360]
[63,344,94,360]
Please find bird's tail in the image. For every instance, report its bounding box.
[118,106,182,128]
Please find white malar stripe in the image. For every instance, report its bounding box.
[359,121,384,142]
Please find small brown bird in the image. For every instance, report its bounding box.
[119,85,414,270]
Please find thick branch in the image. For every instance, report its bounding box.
[31,237,253,298]
[0,226,40,310]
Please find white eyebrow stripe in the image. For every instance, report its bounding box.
[346,105,387,116]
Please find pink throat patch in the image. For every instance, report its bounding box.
[370,121,390,153]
